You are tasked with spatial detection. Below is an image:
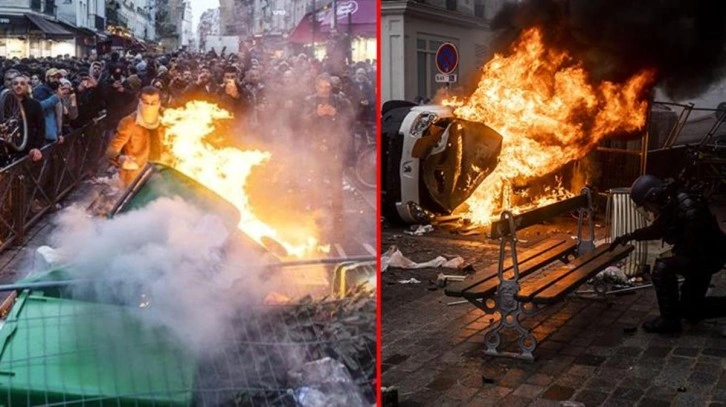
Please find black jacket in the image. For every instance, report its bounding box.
[630,191,726,265]
[21,96,45,153]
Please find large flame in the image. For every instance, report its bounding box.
[444,27,654,225]
[160,101,326,258]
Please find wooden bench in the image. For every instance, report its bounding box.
[444,188,634,360]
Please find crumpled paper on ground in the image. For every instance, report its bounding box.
[381,246,465,272]
[404,225,434,236]
[398,278,421,284]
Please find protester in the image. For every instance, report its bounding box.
[106,86,166,186]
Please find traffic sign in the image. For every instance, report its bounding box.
[435,43,458,74]
[435,73,457,83]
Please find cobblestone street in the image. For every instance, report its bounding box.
[382,206,726,406]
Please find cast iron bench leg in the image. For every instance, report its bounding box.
[483,279,540,361]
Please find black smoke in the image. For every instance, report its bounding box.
[490,0,726,99]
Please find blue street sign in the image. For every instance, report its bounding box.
[435,43,459,74]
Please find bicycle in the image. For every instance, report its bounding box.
[0,89,28,153]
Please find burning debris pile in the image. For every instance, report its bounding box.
[195,287,376,407]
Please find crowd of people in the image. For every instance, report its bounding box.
[0,46,376,237]
[0,47,376,168]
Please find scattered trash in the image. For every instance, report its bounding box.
[35,246,61,268]
[398,278,421,284]
[595,266,629,285]
[289,357,367,407]
[404,201,435,224]
[381,246,466,272]
[443,257,465,269]
[436,272,466,287]
[677,386,687,393]
[404,225,434,236]
[447,300,468,306]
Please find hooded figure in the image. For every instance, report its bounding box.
[106,86,166,186]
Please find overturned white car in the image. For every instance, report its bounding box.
[381,101,504,223]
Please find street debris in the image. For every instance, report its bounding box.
[398,278,421,284]
[35,246,61,269]
[290,357,367,407]
[381,246,466,272]
[197,288,376,405]
[594,266,629,284]
[404,225,434,236]
[447,300,469,306]
[436,272,466,288]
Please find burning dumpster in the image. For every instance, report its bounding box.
[0,159,375,405]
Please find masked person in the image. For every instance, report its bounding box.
[610,175,726,333]
[106,86,166,186]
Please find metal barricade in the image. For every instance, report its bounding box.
[605,188,649,277]
[0,115,108,254]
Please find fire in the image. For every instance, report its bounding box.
[444,27,655,225]
[160,101,327,258]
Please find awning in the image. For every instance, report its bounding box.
[25,13,73,37]
[289,0,375,43]
[318,0,376,37]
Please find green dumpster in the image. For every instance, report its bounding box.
[0,291,195,406]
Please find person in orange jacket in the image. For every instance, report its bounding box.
[106,86,166,186]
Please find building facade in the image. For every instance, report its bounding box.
[180,0,192,49]
[0,0,77,58]
[197,8,220,51]
[113,0,155,41]
[157,0,192,51]
[382,0,506,102]
[56,0,106,56]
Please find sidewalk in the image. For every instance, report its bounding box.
[381,213,726,406]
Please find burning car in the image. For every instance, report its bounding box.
[381,101,503,223]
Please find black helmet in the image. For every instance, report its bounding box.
[629,174,665,207]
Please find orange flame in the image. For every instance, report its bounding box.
[160,101,328,258]
[444,27,654,224]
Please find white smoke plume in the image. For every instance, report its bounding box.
[45,197,272,354]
